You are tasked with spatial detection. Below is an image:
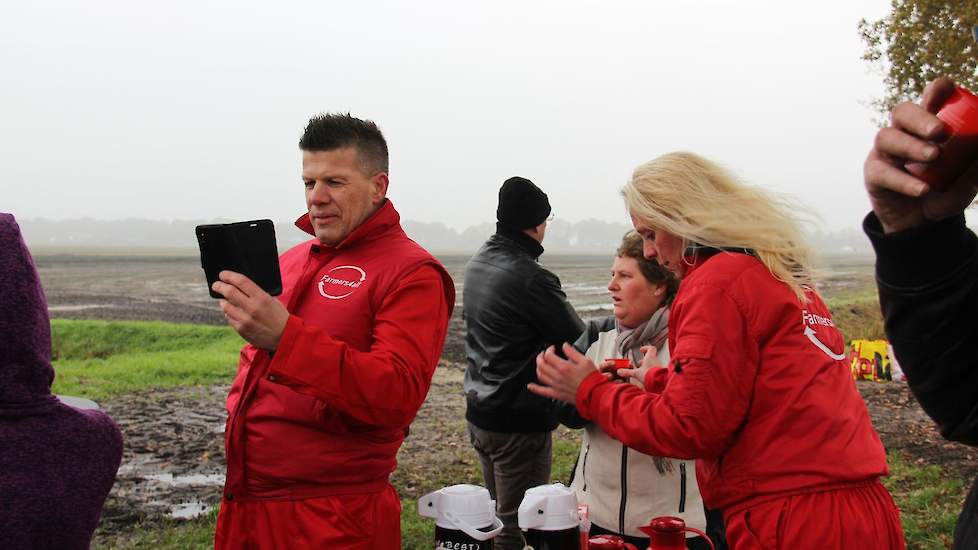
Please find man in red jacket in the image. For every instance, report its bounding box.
[210,114,454,549]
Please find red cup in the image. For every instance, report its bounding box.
[606,358,632,370]
[604,358,632,381]
[905,85,978,191]
[604,358,632,373]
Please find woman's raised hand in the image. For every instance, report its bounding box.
[616,345,663,390]
[528,343,601,404]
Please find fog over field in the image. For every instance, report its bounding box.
[17,216,877,256]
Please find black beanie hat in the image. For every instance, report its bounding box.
[496,176,552,230]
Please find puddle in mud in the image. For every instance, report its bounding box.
[48,303,119,312]
[142,473,226,486]
[138,473,225,518]
[95,385,230,534]
[163,500,214,519]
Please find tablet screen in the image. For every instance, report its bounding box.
[196,219,283,299]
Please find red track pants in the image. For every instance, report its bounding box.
[214,484,401,550]
[723,480,905,550]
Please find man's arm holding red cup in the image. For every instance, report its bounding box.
[864,76,978,447]
[864,77,978,233]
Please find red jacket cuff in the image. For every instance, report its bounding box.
[644,366,670,394]
[267,315,303,380]
[575,370,609,420]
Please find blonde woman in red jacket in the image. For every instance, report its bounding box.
[530,152,905,550]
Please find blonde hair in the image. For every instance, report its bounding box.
[621,151,816,302]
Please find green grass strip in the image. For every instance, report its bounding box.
[93,509,218,550]
[50,320,243,400]
[51,319,240,360]
[883,451,966,550]
[827,296,886,342]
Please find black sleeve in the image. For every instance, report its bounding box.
[555,400,589,429]
[572,317,616,354]
[865,212,978,445]
[555,317,617,429]
[524,268,585,348]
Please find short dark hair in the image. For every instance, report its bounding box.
[617,230,679,305]
[299,113,389,176]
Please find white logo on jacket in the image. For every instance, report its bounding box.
[801,309,845,360]
[318,265,367,299]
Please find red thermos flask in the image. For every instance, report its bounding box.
[639,516,715,550]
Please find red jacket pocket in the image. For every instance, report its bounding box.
[672,336,714,371]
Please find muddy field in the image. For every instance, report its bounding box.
[33,252,978,543]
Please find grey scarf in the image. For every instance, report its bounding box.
[614,306,673,474]
[614,307,669,365]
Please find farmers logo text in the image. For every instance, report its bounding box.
[318,265,367,300]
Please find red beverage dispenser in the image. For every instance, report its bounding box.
[639,516,714,550]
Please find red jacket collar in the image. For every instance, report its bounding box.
[294,199,399,249]
[683,247,756,279]
[684,256,706,277]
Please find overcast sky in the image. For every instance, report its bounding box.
[1,0,896,232]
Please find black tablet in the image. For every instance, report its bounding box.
[196,219,283,299]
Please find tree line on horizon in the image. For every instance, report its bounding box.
[17,217,876,256]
